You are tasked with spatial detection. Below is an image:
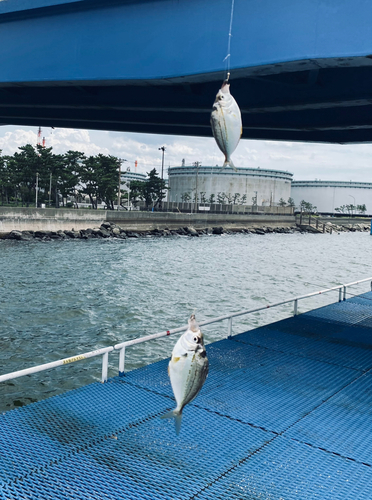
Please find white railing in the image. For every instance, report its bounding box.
[1,278,371,384]
[0,346,113,384]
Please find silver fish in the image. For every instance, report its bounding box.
[210,80,242,171]
[161,314,209,435]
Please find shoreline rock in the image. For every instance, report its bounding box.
[1,221,370,241]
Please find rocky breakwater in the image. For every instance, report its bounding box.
[3,222,303,241]
[3,221,369,241]
[328,222,370,233]
[300,222,371,234]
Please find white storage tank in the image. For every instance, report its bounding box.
[291,180,372,214]
[168,165,293,206]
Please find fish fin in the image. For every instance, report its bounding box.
[221,159,237,172]
[160,410,183,436]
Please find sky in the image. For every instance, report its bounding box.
[0,125,371,182]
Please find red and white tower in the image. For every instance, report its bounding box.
[37,127,42,146]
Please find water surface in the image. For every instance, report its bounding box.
[0,232,370,412]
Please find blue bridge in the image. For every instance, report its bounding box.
[1,292,371,499]
[1,0,372,142]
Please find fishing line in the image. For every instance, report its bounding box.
[223,0,235,81]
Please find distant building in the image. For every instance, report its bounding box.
[291,180,372,214]
[168,165,292,206]
[120,170,146,186]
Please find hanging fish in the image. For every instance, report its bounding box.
[161,314,209,435]
[210,79,242,171]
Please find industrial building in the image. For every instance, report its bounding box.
[168,165,293,206]
[120,170,146,194]
[291,180,372,214]
[120,170,146,186]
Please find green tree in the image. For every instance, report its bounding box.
[0,153,17,205]
[300,200,318,214]
[181,192,191,202]
[278,198,287,207]
[78,156,100,209]
[346,204,356,216]
[96,155,121,210]
[78,154,120,210]
[233,193,241,204]
[287,197,295,207]
[208,193,215,204]
[335,205,347,214]
[12,144,40,206]
[217,192,227,204]
[129,180,145,206]
[357,203,367,215]
[226,193,233,204]
[240,194,247,205]
[143,168,167,208]
[59,151,85,206]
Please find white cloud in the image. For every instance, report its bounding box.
[269,153,292,161]
[0,129,37,154]
[0,125,371,182]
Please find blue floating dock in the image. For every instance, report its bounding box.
[1,294,372,499]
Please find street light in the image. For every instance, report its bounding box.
[158,146,166,209]
[193,161,201,213]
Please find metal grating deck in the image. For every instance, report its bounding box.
[1,293,372,499]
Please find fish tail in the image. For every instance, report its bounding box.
[160,410,183,436]
[221,158,237,172]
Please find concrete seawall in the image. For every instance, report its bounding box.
[0,207,105,234]
[107,211,295,231]
[0,207,295,236]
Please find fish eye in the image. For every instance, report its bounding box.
[193,336,199,342]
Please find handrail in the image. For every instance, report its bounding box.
[0,346,113,384]
[1,277,371,383]
[114,277,372,375]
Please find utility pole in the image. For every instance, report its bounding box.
[49,173,52,207]
[127,179,131,210]
[193,161,201,213]
[55,177,59,208]
[118,160,122,209]
[159,146,166,209]
[35,172,39,208]
[117,159,127,209]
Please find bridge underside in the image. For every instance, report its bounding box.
[1,0,372,143]
[2,58,372,143]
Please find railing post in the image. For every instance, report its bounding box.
[293,299,298,316]
[343,285,347,301]
[339,287,342,302]
[119,347,126,376]
[102,351,109,383]
[316,219,319,229]
[309,215,311,225]
[227,317,233,339]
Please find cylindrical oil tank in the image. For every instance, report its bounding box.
[168,165,293,206]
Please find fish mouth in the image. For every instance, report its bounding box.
[221,81,230,93]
